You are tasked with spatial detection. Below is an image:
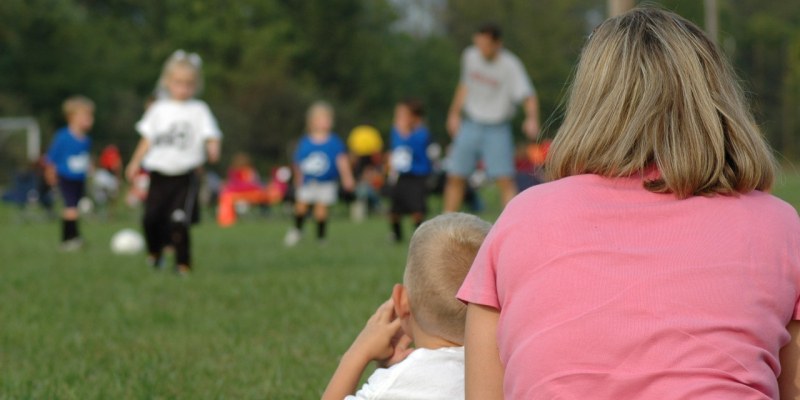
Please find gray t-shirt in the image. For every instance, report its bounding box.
[460,46,535,124]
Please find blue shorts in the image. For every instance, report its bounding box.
[58,177,85,208]
[447,119,514,179]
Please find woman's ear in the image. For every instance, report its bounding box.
[392,283,411,318]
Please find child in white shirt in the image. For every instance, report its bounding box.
[322,212,491,399]
[125,50,222,275]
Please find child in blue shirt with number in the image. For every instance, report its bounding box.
[388,98,432,243]
[284,101,355,246]
[45,96,95,251]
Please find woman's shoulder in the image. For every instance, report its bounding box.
[735,190,799,229]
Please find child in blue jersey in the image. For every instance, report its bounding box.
[284,101,355,246]
[45,96,95,251]
[388,99,432,243]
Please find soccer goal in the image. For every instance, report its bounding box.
[0,117,41,186]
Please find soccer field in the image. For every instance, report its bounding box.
[1,172,799,399]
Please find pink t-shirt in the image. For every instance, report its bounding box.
[457,174,800,399]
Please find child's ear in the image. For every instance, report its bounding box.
[392,283,411,318]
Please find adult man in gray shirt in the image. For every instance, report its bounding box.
[444,23,540,212]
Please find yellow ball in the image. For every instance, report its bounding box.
[348,125,383,156]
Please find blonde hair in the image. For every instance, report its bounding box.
[157,50,204,98]
[306,100,334,129]
[62,95,95,119]
[547,7,775,198]
[404,212,491,344]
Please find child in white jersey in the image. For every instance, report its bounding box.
[125,50,222,275]
[322,212,491,399]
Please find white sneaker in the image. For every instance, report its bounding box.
[59,238,84,252]
[284,228,301,247]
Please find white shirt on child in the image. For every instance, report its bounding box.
[136,98,221,176]
[346,346,464,400]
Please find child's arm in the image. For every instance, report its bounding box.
[336,153,355,192]
[322,299,413,400]
[464,303,504,400]
[125,138,150,182]
[205,138,221,164]
[780,320,800,399]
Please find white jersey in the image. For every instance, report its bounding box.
[346,347,464,400]
[136,98,222,175]
[461,46,535,124]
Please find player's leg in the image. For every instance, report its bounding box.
[170,173,196,274]
[313,182,338,242]
[389,176,406,242]
[444,120,481,212]
[143,172,168,266]
[58,178,83,251]
[285,186,310,247]
[294,201,309,231]
[313,203,328,241]
[483,122,517,207]
[495,177,517,206]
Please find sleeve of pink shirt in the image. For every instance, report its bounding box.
[457,225,502,310]
[792,213,800,320]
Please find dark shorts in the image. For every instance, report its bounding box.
[146,171,200,226]
[58,177,85,208]
[391,174,429,215]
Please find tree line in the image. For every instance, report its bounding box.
[1,0,798,179]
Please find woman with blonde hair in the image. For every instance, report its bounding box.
[457,7,800,399]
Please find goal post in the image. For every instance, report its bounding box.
[0,117,41,162]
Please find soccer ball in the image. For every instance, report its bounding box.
[110,229,145,255]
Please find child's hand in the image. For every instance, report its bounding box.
[44,165,57,186]
[342,175,356,193]
[346,299,410,366]
[379,330,413,368]
[125,163,140,183]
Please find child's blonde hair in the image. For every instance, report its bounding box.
[306,101,334,130]
[62,95,95,119]
[157,49,204,98]
[404,212,491,344]
[546,7,775,198]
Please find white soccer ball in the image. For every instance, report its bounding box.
[110,229,145,255]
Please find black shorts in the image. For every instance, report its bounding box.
[146,171,200,225]
[58,177,85,208]
[390,174,428,215]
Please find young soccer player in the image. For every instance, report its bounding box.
[125,50,222,274]
[322,212,491,399]
[387,98,432,242]
[284,101,355,246]
[45,95,95,251]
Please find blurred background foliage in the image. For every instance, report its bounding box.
[1,0,799,174]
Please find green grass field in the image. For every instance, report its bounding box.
[1,171,799,399]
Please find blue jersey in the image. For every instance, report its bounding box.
[46,127,91,181]
[293,133,346,182]
[390,125,432,176]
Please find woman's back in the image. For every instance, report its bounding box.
[461,174,800,399]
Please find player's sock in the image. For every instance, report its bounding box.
[61,219,69,242]
[63,219,77,241]
[391,221,402,242]
[294,213,306,230]
[316,219,327,240]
